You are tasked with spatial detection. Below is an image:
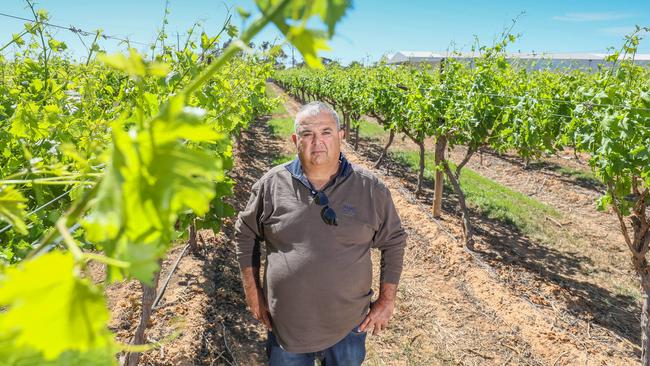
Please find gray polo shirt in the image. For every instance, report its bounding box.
[234,155,406,353]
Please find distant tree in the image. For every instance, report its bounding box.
[347,60,363,68]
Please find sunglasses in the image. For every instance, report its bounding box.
[314,191,337,226]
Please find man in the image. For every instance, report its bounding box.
[234,101,406,365]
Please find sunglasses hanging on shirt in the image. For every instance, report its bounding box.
[313,191,337,226]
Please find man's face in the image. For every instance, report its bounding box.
[291,111,344,167]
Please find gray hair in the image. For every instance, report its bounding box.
[294,101,340,132]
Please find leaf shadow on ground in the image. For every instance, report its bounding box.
[478,148,605,193]
[353,136,640,350]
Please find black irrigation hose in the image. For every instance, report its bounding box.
[152,241,191,309]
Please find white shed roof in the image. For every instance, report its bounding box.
[386,51,650,64]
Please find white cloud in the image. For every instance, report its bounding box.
[552,12,635,22]
[599,26,638,36]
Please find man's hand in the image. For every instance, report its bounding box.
[241,267,272,330]
[245,286,273,330]
[359,282,398,335]
[359,298,395,335]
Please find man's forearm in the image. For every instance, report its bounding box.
[241,266,261,293]
[377,245,402,303]
[377,282,398,303]
[241,265,273,329]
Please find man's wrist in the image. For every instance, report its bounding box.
[377,282,398,303]
[241,266,261,292]
[376,296,396,305]
[243,281,259,293]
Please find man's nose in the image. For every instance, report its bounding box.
[312,133,325,145]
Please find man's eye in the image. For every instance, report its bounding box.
[322,131,332,135]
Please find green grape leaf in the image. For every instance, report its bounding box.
[83,96,224,284]
[0,251,114,360]
[98,50,170,79]
[200,31,211,51]
[0,186,28,235]
[237,6,251,19]
[596,192,612,212]
[9,102,49,140]
[226,25,239,38]
[48,39,67,52]
[36,9,49,21]
[256,0,351,69]
[117,242,162,286]
[99,51,145,77]
[286,27,330,69]
[0,343,117,366]
[12,33,25,47]
[313,0,349,37]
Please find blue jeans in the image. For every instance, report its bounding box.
[266,327,367,366]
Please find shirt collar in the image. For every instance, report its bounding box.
[285,153,352,193]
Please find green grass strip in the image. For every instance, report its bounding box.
[391,150,562,240]
[356,119,388,139]
[272,154,295,166]
[555,166,601,187]
[265,85,288,114]
[268,117,294,138]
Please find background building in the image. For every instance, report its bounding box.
[385,51,650,71]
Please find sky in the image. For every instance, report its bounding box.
[1,0,649,65]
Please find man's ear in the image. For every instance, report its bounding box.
[291,133,297,146]
[338,129,345,140]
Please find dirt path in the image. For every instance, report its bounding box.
[258,83,639,365]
